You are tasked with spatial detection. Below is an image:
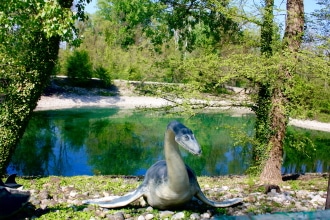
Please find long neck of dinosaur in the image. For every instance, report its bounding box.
[164,128,190,192]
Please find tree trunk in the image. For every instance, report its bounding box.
[259,87,287,183]
[326,172,330,209]
[259,0,304,184]
[283,0,305,52]
[251,0,274,175]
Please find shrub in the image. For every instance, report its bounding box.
[66,50,93,86]
[94,66,112,87]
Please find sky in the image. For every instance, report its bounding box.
[85,0,320,15]
[85,0,97,14]
[84,0,320,29]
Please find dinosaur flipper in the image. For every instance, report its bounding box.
[0,187,30,218]
[5,174,18,184]
[83,188,145,208]
[195,190,243,208]
[4,174,22,189]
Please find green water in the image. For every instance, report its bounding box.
[7,108,330,176]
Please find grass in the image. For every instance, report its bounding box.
[9,174,329,219]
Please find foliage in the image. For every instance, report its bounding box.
[52,0,330,181]
[58,0,244,82]
[305,0,330,55]
[284,127,316,162]
[66,50,93,85]
[97,0,164,48]
[0,0,89,175]
[57,0,330,121]
[94,66,112,86]
[285,51,330,120]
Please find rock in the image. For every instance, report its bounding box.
[159,210,174,218]
[61,186,75,193]
[172,212,185,219]
[103,191,111,197]
[139,197,147,206]
[40,203,48,210]
[282,185,291,190]
[246,195,257,203]
[295,190,309,199]
[95,210,106,218]
[265,185,281,194]
[110,212,125,220]
[145,213,154,220]
[146,206,153,212]
[137,215,145,220]
[69,190,78,198]
[39,190,51,200]
[190,213,200,219]
[200,212,211,218]
[81,191,89,197]
[311,194,326,205]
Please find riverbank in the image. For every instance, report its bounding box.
[36,79,330,132]
[11,174,330,219]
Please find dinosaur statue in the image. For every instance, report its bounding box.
[83,120,243,209]
[0,174,30,218]
[0,174,22,189]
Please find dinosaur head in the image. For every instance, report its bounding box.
[169,121,202,155]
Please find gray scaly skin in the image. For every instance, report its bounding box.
[83,120,243,209]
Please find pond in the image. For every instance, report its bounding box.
[7,108,330,176]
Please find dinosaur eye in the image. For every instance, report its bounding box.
[183,135,190,141]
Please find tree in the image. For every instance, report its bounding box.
[96,0,163,48]
[308,0,330,55]
[173,0,316,183]
[0,0,89,175]
[257,0,305,183]
[251,0,275,177]
[308,0,330,209]
[56,0,327,184]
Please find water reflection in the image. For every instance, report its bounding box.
[7,108,330,176]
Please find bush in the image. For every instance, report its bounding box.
[94,66,112,87]
[66,50,93,86]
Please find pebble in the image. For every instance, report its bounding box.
[69,190,78,197]
[159,211,174,218]
[146,206,153,212]
[200,212,211,218]
[190,213,200,219]
[172,212,185,219]
[145,213,154,220]
[113,212,125,220]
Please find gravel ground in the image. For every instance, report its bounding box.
[7,174,330,219]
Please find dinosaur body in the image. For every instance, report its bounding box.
[83,121,242,209]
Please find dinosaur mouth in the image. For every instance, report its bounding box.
[182,144,202,155]
[175,134,202,155]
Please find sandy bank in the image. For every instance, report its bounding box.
[36,93,330,132]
